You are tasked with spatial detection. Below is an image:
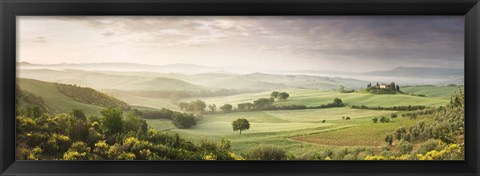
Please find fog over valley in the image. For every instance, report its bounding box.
[18,61,463,92]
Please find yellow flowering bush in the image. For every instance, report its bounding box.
[107,144,119,158]
[228,151,244,160]
[21,146,43,160]
[63,142,90,160]
[417,143,463,160]
[117,152,136,160]
[123,137,140,147]
[63,151,87,160]
[202,153,217,160]
[364,155,388,160]
[147,128,159,137]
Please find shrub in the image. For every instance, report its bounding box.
[20,146,43,160]
[63,142,91,160]
[372,117,378,123]
[379,116,390,123]
[398,140,413,154]
[416,143,463,160]
[385,133,393,146]
[318,148,334,160]
[417,139,440,154]
[172,113,196,129]
[248,145,287,160]
[343,153,357,160]
[332,148,349,160]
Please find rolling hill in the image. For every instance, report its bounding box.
[169,72,367,90]
[18,68,368,91]
[183,88,452,108]
[18,69,211,91]
[17,78,130,116]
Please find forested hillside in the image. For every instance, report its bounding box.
[17,78,129,115]
[55,83,130,110]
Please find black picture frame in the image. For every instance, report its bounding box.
[1,0,479,176]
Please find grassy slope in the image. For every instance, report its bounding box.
[401,86,463,99]
[159,88,455,156]
[18,78,104,116]
[291,117,423,147]
[183,88,451,108]
[167,107,398,155]
[103,90,182,111]
[144,119,177,131]
[182,73,367,90]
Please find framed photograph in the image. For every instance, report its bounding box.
[1,0,479,175]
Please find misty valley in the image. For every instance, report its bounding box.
[15,62,464,160]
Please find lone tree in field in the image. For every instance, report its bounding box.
[232,118,250,134]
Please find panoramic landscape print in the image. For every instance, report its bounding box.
[16,16,464,160]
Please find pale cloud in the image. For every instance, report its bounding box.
[31,36,48,43]
[101,31,115,37]
[17,16,464,72]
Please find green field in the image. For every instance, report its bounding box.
[183,88,450,108]
[144,119,177,131]
[401,85,463,99]
[291,117,424,147]
[141,87,456,156]
[166,108,397,154]
[103,90,182,111]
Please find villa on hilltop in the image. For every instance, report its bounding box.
[379,82,393,89]
[366,82,400,94]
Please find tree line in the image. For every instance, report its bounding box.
[134,108,197,129]
[350,105,427,111]
[178,92,343,114]
[55,83,130,110]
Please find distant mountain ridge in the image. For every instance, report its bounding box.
[18,62,463,86]
[361,66,464,78]
[18,62,463,78]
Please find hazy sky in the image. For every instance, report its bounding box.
[17,16,464,72]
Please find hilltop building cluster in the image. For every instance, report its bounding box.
[366,82,400,94]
